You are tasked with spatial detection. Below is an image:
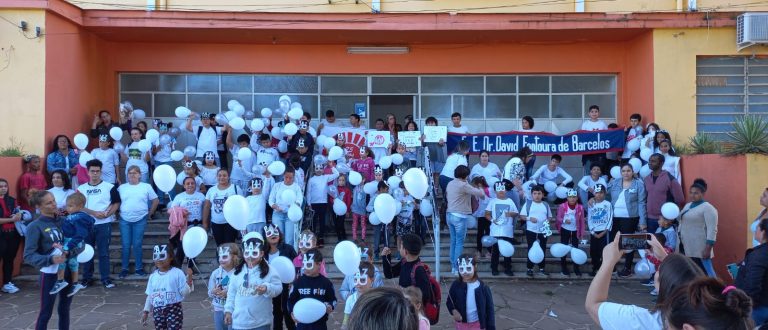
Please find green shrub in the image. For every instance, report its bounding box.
[689,132,722,154]
[727,115,768,155]
[0,137,26,157]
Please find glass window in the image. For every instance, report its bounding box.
[486,95,516,118]
[188,75,219,93]
[221,95,253,112]
[453,95,483,118]
[552,76,615,93]
[254,94,318,118]
[321,96,368,117]
[420,95,451,118]
[222,75,252,92]
[320,76,367,94]
[421,76,483,93]
[120,93,152,116]
[519,76,549,93]
[254,76,318,93]
[486,76,516,93]
[158,75,186,92]
[371,76,418,94]
[584,95,616,119]
[188,94,220,114]
[121,75,159,92]
[519,95,549,118]
[154,94,186,117]
[552,95,582,118]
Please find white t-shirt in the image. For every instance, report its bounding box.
[588,200,613,232]
[662,155,681,183]
[206,184,239,224]
[320,119,343,128]
[200,166,219,186]
[307,172,339,204]
[531,165,573,185]
[344,291,359,315]
[230,146,255,182]
[448,125,469,134]
[254,147,279,167]
[622,126,643,159]
[470,163,501,185]
[48,187,75,210]
[171,191,206,221]
[521,201,551,233]
[440,153,468,178]
[77,181,118,225]
[613,190,629,218]
[246,194,266,225]
[208,266,235,311]
[91,148,120,184]
[145,267,189,308]
[597,302,661,330]
[578,175,608,192]
[562,205,577,232]
[581,120,608,131]
[485,198,517,238]
[118,182,158,222]
[465,281,481,322]
[268,182,304,212]
[194,125,221,158]
[124,141,149,174]
[153,137,175,163]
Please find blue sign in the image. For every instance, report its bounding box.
[355,102,366,118]
[446,128,627,156]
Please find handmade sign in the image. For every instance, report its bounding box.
[423,126,447,143]
[398,131,421,147]
[366,131,391,148]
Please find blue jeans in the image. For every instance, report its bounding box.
[36,272,72,330]
[646,218,659,235]
[372,223,390,255]
[439,175,452,196]
[753,305,768,325]
[447,213,468,271]
[120,216,147,272]
[83,222,112,282]
[272,211,296,250]
[701,258,717,278]
[213,310,232,330]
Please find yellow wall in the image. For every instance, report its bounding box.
[653,28,768,143]
[0,9,45,155]
[747,154,768,246]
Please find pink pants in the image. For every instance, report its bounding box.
[352,214,367,241]
[455,321,481,330]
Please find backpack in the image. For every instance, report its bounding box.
[409,260,442,325]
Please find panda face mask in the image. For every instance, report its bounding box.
[243,241,262,260]
[218,246,231,265]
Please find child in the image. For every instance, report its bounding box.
[293,230,328,277]
[253,133,279,166]
[254,162,276,223]
[223,233,283,330]
[246,178,267,234]
[395,183,417,252]
[226,130,255,197]
[200,151,220,190]
[587,184,612,276]
[446,254,495,330]
[288,248,337,330]
[123,128,151,183]
[176,160,205,194]
[471,176,492,258]
[394,141,412,173]
[339,240,384,301]
[263,224,297,330]
[580,105,608,175]
[49,193,94,296]
[169,177,206,268]
[520,185,553,277]
[381,233,435,323]
[577,164,607,213]
[90,134,120,185]
[289,154,307,191]
[208,243,241,330]
[333,174,352,242]
[141,244,194,329]
[485,182,518,276]
[341,263,375,330]
[555,189,585,276]
[19,155,47,212]
[404,286,431,330]
[656,216,677,252]
[530,154,573,200]
[351,146,375,183]
[292,137,313,175]
[368,181,390,259]
[185,112,221,164]
[350,176,368,241]
[448,112,469,134]
[306,163,340,246]
[621,113,643,162]
[268,166,304,247]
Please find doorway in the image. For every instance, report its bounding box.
[368,95,415,129]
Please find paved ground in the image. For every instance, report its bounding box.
[0,277,654,330]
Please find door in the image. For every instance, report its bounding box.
[368,95,415,130]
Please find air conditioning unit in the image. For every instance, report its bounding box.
[737,13,768,51]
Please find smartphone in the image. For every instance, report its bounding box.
[618,233,651,250]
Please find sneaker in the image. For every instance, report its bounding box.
[504,269,515,276]
[641,278,655,287]
[526,269,534,277]
[118,270,129,279]
[67,283,85,297]
[560,272,570,277]
[491,269,500,276]
[135,270,147,277]
[102,280,116,289]
[1,282,19,294]
[650,288,658,296]
[49,280,68,295]
[539,269,550,276]
[618,268,633,278]
[79,279,92,289]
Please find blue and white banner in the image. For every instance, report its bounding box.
[446,128,626,156]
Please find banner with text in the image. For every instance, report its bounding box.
[446,128,626,156]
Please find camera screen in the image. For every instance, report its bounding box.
[620,235,649,250]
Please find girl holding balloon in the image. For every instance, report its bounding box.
[208,242,241,330]
[262,224,298,330]
[446,254,496,330]
[485,181,518,277]
[122,128,151,183]
[554,189,585,277]
[141,244,194,329]
[152,122,176,208]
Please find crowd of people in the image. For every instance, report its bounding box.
[0,97,766,329]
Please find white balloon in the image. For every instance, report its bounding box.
[348,171,363,186]
[182,227,208,258]
[498,240,515,257]
[466,216,478,229]
[544,181,557,193]
[316,135,327,148]
[183,146,197,158]
[268,162,286,176]
[223,195,249,230]
[379,156,392,169]
[403,168,428,199]
[333,198,348,216]
[251,118,265,132]
[132,109,146,119]
[78,151,93,167]
[387,176,401,188]
[175,106,191,119]
[570,248,588,265]
[261,108,273,118]
[230,117,246,130]
[138,139,151,153]
[146,129,160,143]
[323,137,335,150]
[278,140,288,153]
[555,186,568,199]
[293,298,327,324]
[281,189,297,205]
[170,150,184,162]
[640,148,653,162]
[216,114,230,126]
[328,146,343,161]
[288,108,303,120]
[661,202,680,220]
[113,142,124,153]
[419,199,434,217]
[374,193,397,224]
[550,243,572,258]
[333,240,361,276]
[368,213,381,226]
[237,147,252,161]
[627,138,641,152]
[391,153,404,165]
[227,100,240,111]
[336,162,351,174]
[634,259,654,277]
[77,244,94,263]
[73,133,89,150]
[224,111,238,121]
[109,127,123,141]
[270,256,296,284]
[363,181,378,195]
[640,164,652,178]
[153,164,177,193]
[610,166,621,180]
[629,158,642,174]
[288,204,303,222]
[283,123,298,136]
[270,127,284,140]
[233,104,246,117]
[528,241,545,264]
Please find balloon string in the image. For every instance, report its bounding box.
[188,258,209,291]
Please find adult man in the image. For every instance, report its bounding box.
[78,159,121,289]
[447,112,469,134]
[185,112,222,165]
[89,110,130,139]
[317,110,344,135]
[643,153,684,234]
[349,113,365,129]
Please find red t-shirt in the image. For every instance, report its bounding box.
[19,172,47,211]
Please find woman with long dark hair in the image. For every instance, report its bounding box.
[46,135,79,178]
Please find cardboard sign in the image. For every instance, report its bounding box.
[397,131,421,147]
[423,126,447,143]
[366,131,391,148]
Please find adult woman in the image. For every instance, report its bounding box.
[585,235,704,330]
[445,165,486,275]
[23,191,72,329]
[122,128,151,183]
[117,165,159,278]
[347,287,419,330]
[664,278,753,330]
[169,176,206,269]
[46,135,79,178]
[606,163,646,277]
[470,150,502,187]
[751,188,768,247]
[439,140,470,197]
[135,121,148,138]
[268,166,303,248]
[736,217,768,324]
[204,169,241,246]
[386,113,402,138]
[0,178,22,294]
[658,139,681,183]
[48,170,75,216]
[90,109,130,139]
[678,178,718,277]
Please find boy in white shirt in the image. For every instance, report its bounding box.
[226,130,254,197]
[519,185,553,277]
[252,133,279,167]
[486,182,518,276]
[587,183,613,276]
[581,105,607,175]
[530,154,572,201]
[245,178,267,234]
[306,163,340,247]
[621,113,643,161]
[448,112,469,134]
[185,112,222,165]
